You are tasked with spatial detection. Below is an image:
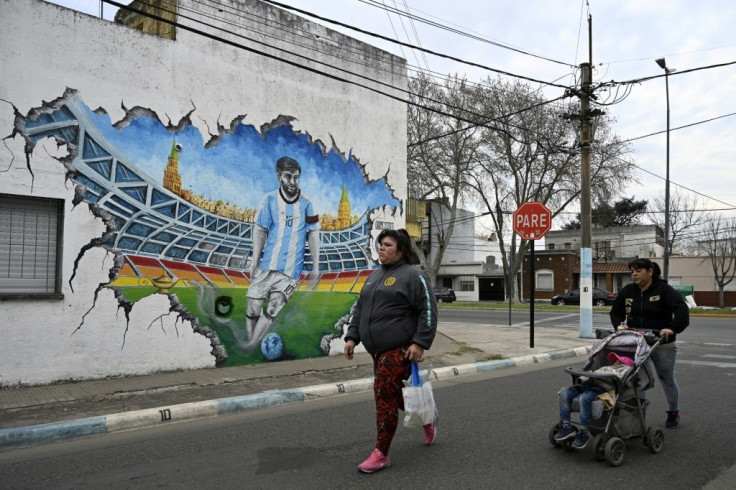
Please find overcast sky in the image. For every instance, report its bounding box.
[48,0,736,226]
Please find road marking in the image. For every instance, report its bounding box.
[702,343,734,347]
[679,360,736,368]
[512,314,588,327]
[702,354,736,359]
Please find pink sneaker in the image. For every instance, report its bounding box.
[358,448,390,473]
[423,421,437,445]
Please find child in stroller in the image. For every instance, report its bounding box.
[554,351,634,448]
[549,330,665,466]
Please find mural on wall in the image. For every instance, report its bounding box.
[14,89,401,366]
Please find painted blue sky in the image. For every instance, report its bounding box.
[84,103,399,217]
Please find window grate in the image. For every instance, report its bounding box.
[0,194,63,295]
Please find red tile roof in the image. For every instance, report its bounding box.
[572,262,630,273]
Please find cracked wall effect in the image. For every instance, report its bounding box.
[7,87,401,368]
[0,0,407,383]
[10,89,229,365]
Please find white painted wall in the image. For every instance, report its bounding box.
[0,0,406,385]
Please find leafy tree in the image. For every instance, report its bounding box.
[562,196,648,229]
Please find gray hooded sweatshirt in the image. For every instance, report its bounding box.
[345,260,437,356]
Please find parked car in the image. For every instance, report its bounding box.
[433,287,456,303]
[551,287,617,307]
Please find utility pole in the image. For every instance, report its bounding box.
[561,15,601,338]
[578,14,594,339]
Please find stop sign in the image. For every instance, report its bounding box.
[513,201,552,240]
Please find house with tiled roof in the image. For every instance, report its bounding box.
[522,224,735,306]
[521,225,663,302]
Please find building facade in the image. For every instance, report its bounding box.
[407,200,508,301]
[0,0,407,385]
[522,225,732,307]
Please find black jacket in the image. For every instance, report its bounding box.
[345,260,437,356]
[609,279,689,344]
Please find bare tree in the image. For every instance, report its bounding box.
[648,189,704,256]
[407,73,482,284]
[697,214,736,308]
[469,77,636,302]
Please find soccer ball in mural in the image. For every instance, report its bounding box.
[261,332,285,361]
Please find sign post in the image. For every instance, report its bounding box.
[512,202,552,348]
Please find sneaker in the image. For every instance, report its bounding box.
[423,422,437,445]
[358,448,390,473]
[665,410,681,428]
[553,423,576,442]
[572,429,590,449]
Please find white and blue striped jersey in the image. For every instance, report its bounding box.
[255,189,319,279]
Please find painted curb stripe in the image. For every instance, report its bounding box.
[0,416,107,451]
[0,346,590,452]
[475,358,517,372]
[218,389,303,414]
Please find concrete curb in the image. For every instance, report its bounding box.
[0,346,590,452]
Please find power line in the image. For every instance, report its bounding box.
[602,58,736,87]
[107,1,735,226]
[600,42,736,66]
[102,0,546,135]
[379,0,413,68]
[358,0,575,68]
[261,0,572,88]
[197,0,534,108]
[622,111,736,143]
[633,165,736,210]
[195,0,409,78]
[401,0,431,71]
[409,94,570,148]
[201,0,567,100]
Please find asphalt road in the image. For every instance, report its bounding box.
[1,342,734,489]
[439,307,734,342]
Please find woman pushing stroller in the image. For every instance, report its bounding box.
[609,258,689,428]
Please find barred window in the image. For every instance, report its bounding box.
[459,275,474,292]
[0,194,64,297]
[536,269,554,291]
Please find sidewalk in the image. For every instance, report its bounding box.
[0,321,594,451]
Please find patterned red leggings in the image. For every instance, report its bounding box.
[373,346,411,455]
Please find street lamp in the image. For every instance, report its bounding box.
[656,58,675,281]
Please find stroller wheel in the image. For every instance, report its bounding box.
[646,428,665,454]
[604,437,626,467]
[549,423,561,447]
[591,433,607,462]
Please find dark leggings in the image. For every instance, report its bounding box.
[373,346,411,455]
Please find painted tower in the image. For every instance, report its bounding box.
[163,140,182,195]
[336,184,352,229]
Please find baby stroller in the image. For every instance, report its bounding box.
[549,330,664,466]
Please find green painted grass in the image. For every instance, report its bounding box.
[116,286,357,365]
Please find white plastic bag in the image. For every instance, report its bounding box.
[403,362,437,428]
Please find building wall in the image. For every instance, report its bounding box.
[429,202,508,301]
[114,0,178,40]
[545,225,663,261]
[520,252,733,307]
[429,203,475,264]
[0,0,407,385]
[666,256,732,291]
[521,251,578,301]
